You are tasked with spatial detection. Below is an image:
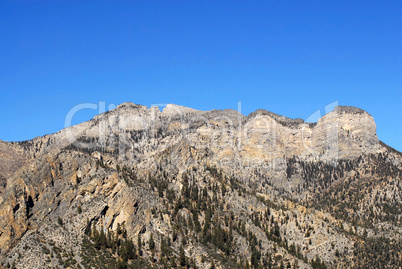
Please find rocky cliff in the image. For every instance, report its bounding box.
[0,103,400,269]
[0,141,26,197]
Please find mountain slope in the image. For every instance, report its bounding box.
[0,102,400,268]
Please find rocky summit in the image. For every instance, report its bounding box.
[0,102,400,269]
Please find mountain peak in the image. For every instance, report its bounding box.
[334,105,369,115]
[248,109,306,128]
[161,104,200,117]
[114,102,148,111]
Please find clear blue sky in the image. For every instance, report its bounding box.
[1,0,401,151]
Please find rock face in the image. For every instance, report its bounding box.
[311,106,378,160]
[0,103,400,269]
[15,103,380,167]
[0,141,26,197]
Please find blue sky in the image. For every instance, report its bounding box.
[1,0,401,151]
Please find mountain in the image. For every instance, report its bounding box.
[0,102,400,269]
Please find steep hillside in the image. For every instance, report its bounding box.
[0,141,26,197]
[0,102,400,269]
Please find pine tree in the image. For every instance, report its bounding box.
[210,261,216,269]
[85,218,92,236]
[57,216,63,226]
[137,233,142,256]
[179,245,186,267]
[149,232,155,251]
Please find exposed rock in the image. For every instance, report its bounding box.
[0,103,400,269]
[0,141,26,196]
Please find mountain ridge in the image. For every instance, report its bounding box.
[0,102,400,268]
[12,103,380,158]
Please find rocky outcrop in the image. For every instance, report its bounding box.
[0,141,26,196]
[0,102,399,269]
[311,106,379,160]
[15,103,380,164]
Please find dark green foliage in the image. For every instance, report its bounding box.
[352,237,402,268]
[137,233,142,256]
[179,245,186,267]
[71,151,400,269]
[57,216,63,226]
[149,233,155,251]
[81,224,156,269]
[311,256,327,269]
[81,236,153,269]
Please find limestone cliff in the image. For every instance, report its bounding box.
[0,103,400,269]
[0,141,26,197]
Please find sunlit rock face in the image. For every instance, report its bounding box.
[311,106,378,160]
[17,103,380,167]
[0,102,399,269]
